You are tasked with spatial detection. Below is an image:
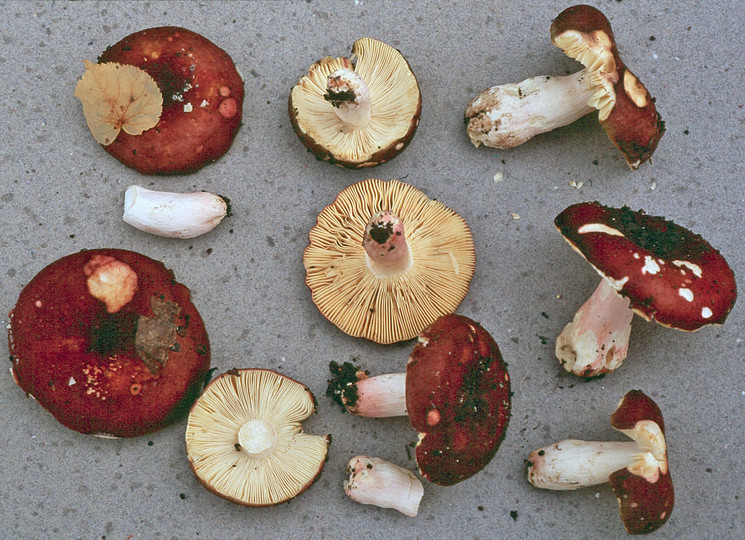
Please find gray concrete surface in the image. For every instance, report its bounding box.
[0,1,742,538]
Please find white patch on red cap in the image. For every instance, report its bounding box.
[673,260,703,278]
[578,223,625,236]
[678,288,694,302]
[642,256,661,275]
[701,307,713,319]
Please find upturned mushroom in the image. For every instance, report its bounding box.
[185,368,330,506]
[304,178,475,344]
[289,37,421,168]
[327,313,511,486]
[344,455,424,517]
[8,249,211,437]
[465,4,664,169]
[527,390,673,534]
[554,202,737,377]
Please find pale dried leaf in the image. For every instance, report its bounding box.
[74,60,163,146]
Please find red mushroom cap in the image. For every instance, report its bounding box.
[9,249,211,437]
[609,390,674,534]
[405,314,511,486]
[555,202,737,331]
[551,5,665,169]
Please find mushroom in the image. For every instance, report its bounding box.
[185,368,330,507]
[344,455,424,517]
[465,4,664,169]
[327,313,511,486]
[289,37,421,168]
[8,249,211,437]
[554,201,737,377]
[527,390,674,534]
[304,178,475,344]
[123,185,230,239]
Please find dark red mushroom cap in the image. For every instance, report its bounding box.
[551,5,665,169]
[555,202,737,331]
[609,390,674,534]
[405,314,511,486]
[9,249,211,437]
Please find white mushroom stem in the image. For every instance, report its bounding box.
[123,185,228,239]
[556,278,634,377]
[527,421,667,490]
[363,211,413,277]
[465,69,595,149]
[325,68,372,130]
[344,456,423,517]
[237,418,277,459]
[346,373,407,417]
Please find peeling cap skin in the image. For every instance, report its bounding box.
[556,202,737,330]
[185,369,330,507]
[8,249,211,437]
[551,5,665,169]
[304,178,475,344]
[526,390,673,535]
[289,37,421,168]
[406,314,511,486]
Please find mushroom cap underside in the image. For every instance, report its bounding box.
[405,314,511,486]
[185,368,330,507]
[550,5,664,169]
[304,178,475,344]
[289,37,421,168]
[555,202,737,331]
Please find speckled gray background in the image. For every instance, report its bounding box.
[1,1,742,539]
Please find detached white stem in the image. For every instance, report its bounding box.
[527,439,640,490]
[344,456,423,517]
[346,373,407,417]
[556,278,634,377]
[123,185,228,239]
[325,68,372,130]
[465,69,595,149]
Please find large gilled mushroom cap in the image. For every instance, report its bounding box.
[289,37,421,168]
[304,178,475,344]
[185,368,330,507]
[609,390,674,534]
[555,201,737,331]
[550,5,665,169]
[8,249,211,437]
[406,314,511,486]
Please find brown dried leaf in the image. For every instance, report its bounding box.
[74,60,163,146]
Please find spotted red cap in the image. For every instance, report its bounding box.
[609,390,674,534]
[551,5,665,169]
[555,202,737,331]
[405,314,511,486]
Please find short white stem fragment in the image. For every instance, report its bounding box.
[556,278,634,377]
[465,69,595,149]
[344,456,423,517]
[347,373,407,417]
[324,68,372,130]
[527,439,640,490]
[363,211,412,277]
[123,185,228,239]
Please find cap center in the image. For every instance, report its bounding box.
[237,418,277,458]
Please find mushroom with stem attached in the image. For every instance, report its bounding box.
[304,178,475,345]
[289,37,421,168]
[527,390,674,535]
[327,313,511,486]
[554,201,737,377]
[465,4,664,169]
[185,368,330,507]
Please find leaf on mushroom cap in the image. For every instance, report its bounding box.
[304,179,475,344]
[609,390,674,534]
[555,202,737,331]
[289,37,421,168]
[550,4,664,169]
[406,314,511,486]
[74,61,163,146]
[185,369,330,507]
